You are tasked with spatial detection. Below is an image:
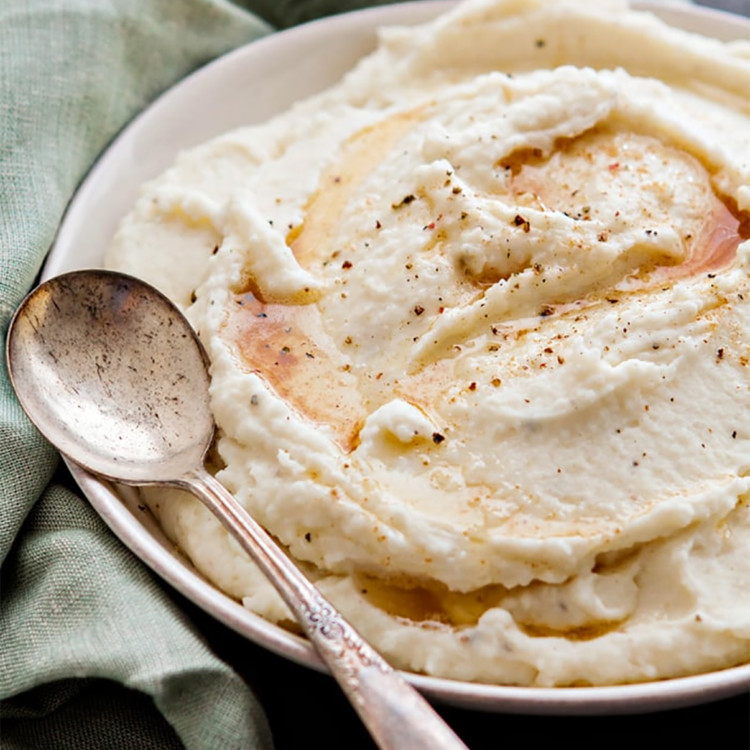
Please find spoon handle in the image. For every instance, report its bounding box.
[183,468,468,750]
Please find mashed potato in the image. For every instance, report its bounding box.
[106,0,750,686]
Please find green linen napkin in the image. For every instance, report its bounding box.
[0,5,272,748]
[0,1,401,747]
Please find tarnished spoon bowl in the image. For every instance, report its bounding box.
[6,269,467,750]
[7,270,213,483]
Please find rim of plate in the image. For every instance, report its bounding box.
[47,0,750,714]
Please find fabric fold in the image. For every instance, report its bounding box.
[1,1,277,747]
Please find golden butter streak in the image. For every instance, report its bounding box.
[287,108,426,265]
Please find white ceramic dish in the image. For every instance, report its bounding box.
[45,1,750,714]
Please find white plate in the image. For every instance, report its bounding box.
[45,0,750,714]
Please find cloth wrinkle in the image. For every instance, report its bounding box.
[0,1,279,748]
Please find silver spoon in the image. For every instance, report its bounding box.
[6,269,467,750]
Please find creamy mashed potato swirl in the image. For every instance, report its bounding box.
[106,0,750,686]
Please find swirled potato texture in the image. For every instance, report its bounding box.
[107,0,750,686]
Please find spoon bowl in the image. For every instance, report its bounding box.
[7,271,213,483]
[6,269,467,750]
